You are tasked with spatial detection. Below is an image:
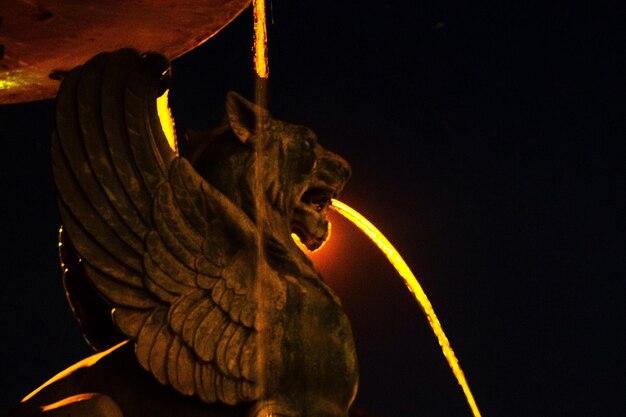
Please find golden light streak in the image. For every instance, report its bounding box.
[330,199,482,417]
[21,341,129,403]
[156,88,178,153]
[40,393,106,412]
[253,0,269,78]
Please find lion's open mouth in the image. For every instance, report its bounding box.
[289,149,350,251]
[291,185,337,250]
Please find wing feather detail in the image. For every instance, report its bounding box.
[215,323,239,377]
[53,143,143,279]
[83,263,157,309]
[52,49,263,404]
[166,335,183,390]
[136,309,167,372]
[142,256,180,303]
[152,200,200,269]
[169,158,210,235]
[200,364,218,403]
[219,374,238,405]
[55,61,144,261]
[182,299,216,347]
[239,332,257,381]
[100,50,153,224]
[153,185,204,258]
[113,307,151,338]
[58,202,143,287]
[176,342,197,396]
[77,54,146,253]
[168,292,205,334]
[150,320,173,385]
[145,231,199,287]
[195,309,229,362]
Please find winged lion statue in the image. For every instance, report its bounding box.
[10,49,358,417]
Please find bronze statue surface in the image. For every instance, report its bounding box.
[12,50,357,417]
[0,0,250,104]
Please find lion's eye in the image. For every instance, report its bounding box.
[304,138,316,149]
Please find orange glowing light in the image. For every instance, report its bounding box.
[40,393,103,412]
[21,341,129,403]
[330,199,482,417]
[253,0,269,78]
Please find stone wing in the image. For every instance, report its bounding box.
[51,49,261,404]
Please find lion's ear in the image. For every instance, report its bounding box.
[226,91,270,144]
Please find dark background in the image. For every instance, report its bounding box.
[1,1,624,416]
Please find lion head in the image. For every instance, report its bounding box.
[189,92,351,251]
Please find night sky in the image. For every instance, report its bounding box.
[1,1,623,416]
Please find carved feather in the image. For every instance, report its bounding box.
[51,49,263,404]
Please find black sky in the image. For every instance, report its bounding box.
[1,1,624,416]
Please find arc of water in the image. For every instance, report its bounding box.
[331,199,482,417]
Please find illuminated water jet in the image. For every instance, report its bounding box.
[227,5,478,412]
[330,199,482,417]
[253,0,269,79]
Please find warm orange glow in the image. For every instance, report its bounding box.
[21,341,129,403]
[40,393,99,412]
[330,199,482,417]
[253,0,269,78]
